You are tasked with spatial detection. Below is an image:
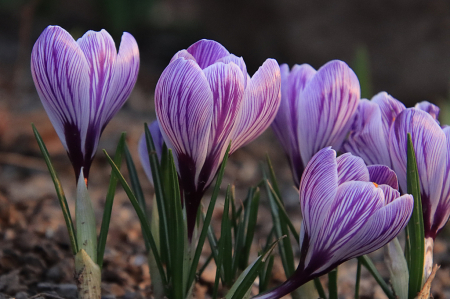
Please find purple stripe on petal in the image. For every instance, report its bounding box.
[415,101,440,122]
[336,153,370,184]
[155,57,213,185]
[367,165,399,190]
[343,100,391,166]
[229,58,281,153]
[371,92,405,137]
[307,182,384,274]
[186,39,230,69]
[378,185,401,204]
[342,194,413,259]
[298,60,360,167]
[390,108,446,238]
[199,62,245,187]
[216,54,247,86]
[300,148,338,249]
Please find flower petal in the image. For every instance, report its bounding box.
[341,194,413,259]
[371,92,405,137]
[300,147,338,252]
[170,49,196,63]
[298,60,360,167]
[415,101,440,122]
[378,185,401,204]
[390,108,446,238]
[31,26,91,177]
[336,153,370,185]
[367,165,399,190]
[343,99,391,166]
[306,181,384,274]
[186,39,230,69]
[216,54,247,86]
[155,57,213,186]
[199,62,245,187]
[229,58,281,153]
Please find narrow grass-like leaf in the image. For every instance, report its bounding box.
[213,185,231,299]
[265,154,282,199]
[103,150,167,288]
[32,124,78,255]
[144,124,171,267]
[328,268,338,299]
[198,253,213,278]
[225,237,281,299]
[358,255,395,299]
[354,259,362,299]
[166,149,184,299]
[405,133,425,299]
[242,188,260,269]
[97,133,126,267]
[259,255,274,293]
[314,277,327,299]
[222,188,233,286]
[186,142,231,294]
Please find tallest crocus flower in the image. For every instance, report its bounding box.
[155,39,281,237]
[31,26,140,181]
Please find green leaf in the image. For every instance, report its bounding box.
[185,142,231,295]
[405,133,425,299]
[98,133,126,267]
[103,149,168,288]
[358,255,395,299]
[225,237,281,299]
[328,268,338,299]
[354,259,362,299]
[144,124,171,267]
[32,124,78,255]
[166,149,185,299]
[259,255,274,293]
[241,187,260,270]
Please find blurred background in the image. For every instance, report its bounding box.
[1,0,450,298]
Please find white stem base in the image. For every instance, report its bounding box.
[75,249,101,299]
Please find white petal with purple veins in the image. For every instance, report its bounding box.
[229,58,281,153]
[371,92,405,137]
[186,39,229,69]
[336,153,370,184]
[415,101,440,122]
[367,165,399,189]
[155,58,213,184]
[298,60,360,167]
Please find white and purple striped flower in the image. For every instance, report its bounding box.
[155,39,281,237]
[254,148,413,299]
[138,121,164,185]
[31,26,139,181]
[271,61,360,187]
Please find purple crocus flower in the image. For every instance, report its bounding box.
[271,61,360,186]
[138,121,164,185]
[390,108,450,278]
[155,39,281,237]
[31,25,139,181]
[254,148,413,299]
[343,92,405,168]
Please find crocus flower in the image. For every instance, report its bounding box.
[155,39,281,237]
[138,121,164,185]
[31,25,139,181]
[390,108,450,278]
[254,148,413,299]
[271,61,360,186]
[343,92,405,168]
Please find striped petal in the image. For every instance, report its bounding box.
[198,62,245,187]
[390,108,446,238]
[170,49,196,63]
[340,194,413,260]
[305,181,384,274]
[343,100,391,166]
[371,92,405,137]
[336,153,369,185]
[138,121,164,185]
[155,57,213,187]
[229,59,281,153]
[379,185,401,204]
[300,147,338,246]
[415,101,440,122]
[298,60,360,167]
[272,64,316,185]
[186,39,229,69]
[367,165,399,190]
[216,54,247,86]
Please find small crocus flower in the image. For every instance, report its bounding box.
[254,148,413,299]
[390,108,450,279]
[343,92,405,168]
[31,25,139,181]
[155,39,281,237]
[138,121,164,185]
[271,61,360,187]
